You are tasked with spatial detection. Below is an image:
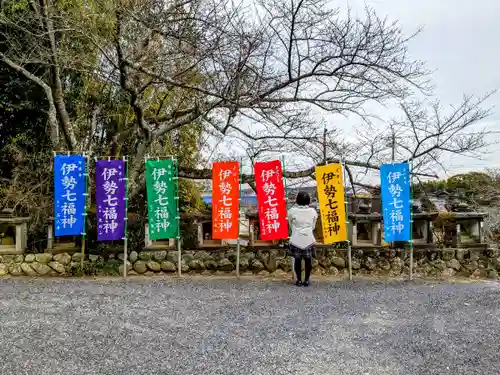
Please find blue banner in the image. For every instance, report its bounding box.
[54,155,86,237]
[380,162,411,242]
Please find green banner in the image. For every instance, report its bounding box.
[145,159,178,240]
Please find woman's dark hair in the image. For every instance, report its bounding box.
[296,191,311,206]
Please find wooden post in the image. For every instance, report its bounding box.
[47,223,53,250]
[15,224,22,252]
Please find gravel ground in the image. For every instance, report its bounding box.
[0,277,499,375]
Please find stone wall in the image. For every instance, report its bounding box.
[0,253,76,276]
[0,247,499,279]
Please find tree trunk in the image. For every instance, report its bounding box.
[42,0,77,150]
[0,53,60,147]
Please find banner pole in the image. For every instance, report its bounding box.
[341,161,352,281]
[81,153,89,272]
[236,236,240,278]
[281,155,293,281]
[281,155,288,205]
[236,158,243,278]
[123,156,129,278]
[174,157,182,277]
[409,159,414,281]
[52,151,56,254]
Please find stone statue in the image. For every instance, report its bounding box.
[446,197,473,212]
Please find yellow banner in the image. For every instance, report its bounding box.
[315,163,347,244]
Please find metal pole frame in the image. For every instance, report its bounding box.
[93,156,129,276]
[409,159,414,281]
[81,152,89,271]
[340,161,353,281]
[123,156,129,278]
[144,155,181,276]
[52,151,89,272]
[173,157,182,277]
[236,157,243,278]
[281,155,294,281]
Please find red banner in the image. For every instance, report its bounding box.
[212,161,240,239]
[254,160,288,240]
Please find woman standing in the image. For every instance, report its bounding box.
[288,191,318,286]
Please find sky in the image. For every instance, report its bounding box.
[202,0,500,191]
[346,0,500,175]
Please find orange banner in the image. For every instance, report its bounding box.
[212,161,240,239]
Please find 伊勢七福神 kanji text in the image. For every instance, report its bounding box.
[96,160,126,241]
[217,168,235,233]
[146,159,177,240]
[380,163,411,243]
[315,163,347,244]
[254,160,288,240]
[60,162,80,229]
[54,155,86,237]
[100,168,118,233]
[212,162,240,240]
[321,171,341,237]
[260,167,281,235]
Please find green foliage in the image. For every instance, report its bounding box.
[446,172,493,189]
[180,219,199,249]
[69,260,120,277]
[0,64,50,181]
[4,0,29,12]
[414,171,497,194]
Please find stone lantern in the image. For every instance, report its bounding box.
[0,208,30,254]
[144,223,176,250]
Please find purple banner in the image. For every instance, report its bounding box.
[96,160,126,241]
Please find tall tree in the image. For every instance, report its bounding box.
[0,0,431,197]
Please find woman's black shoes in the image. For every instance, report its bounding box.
[295,280,310,286]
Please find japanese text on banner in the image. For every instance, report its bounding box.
[380,163,411,242]
[212,162,240,240]
[145,159,177,240]
[54,155,86,237]
[315,164,347,244]
[95,160,126,241]
[254,160,288,240]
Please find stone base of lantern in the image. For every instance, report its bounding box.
[143,240,176,251]
[0,245,24,255]
[455,242,488,249]
[412,242,438,250]
[44,244,80,255]
[144,224,176,250]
